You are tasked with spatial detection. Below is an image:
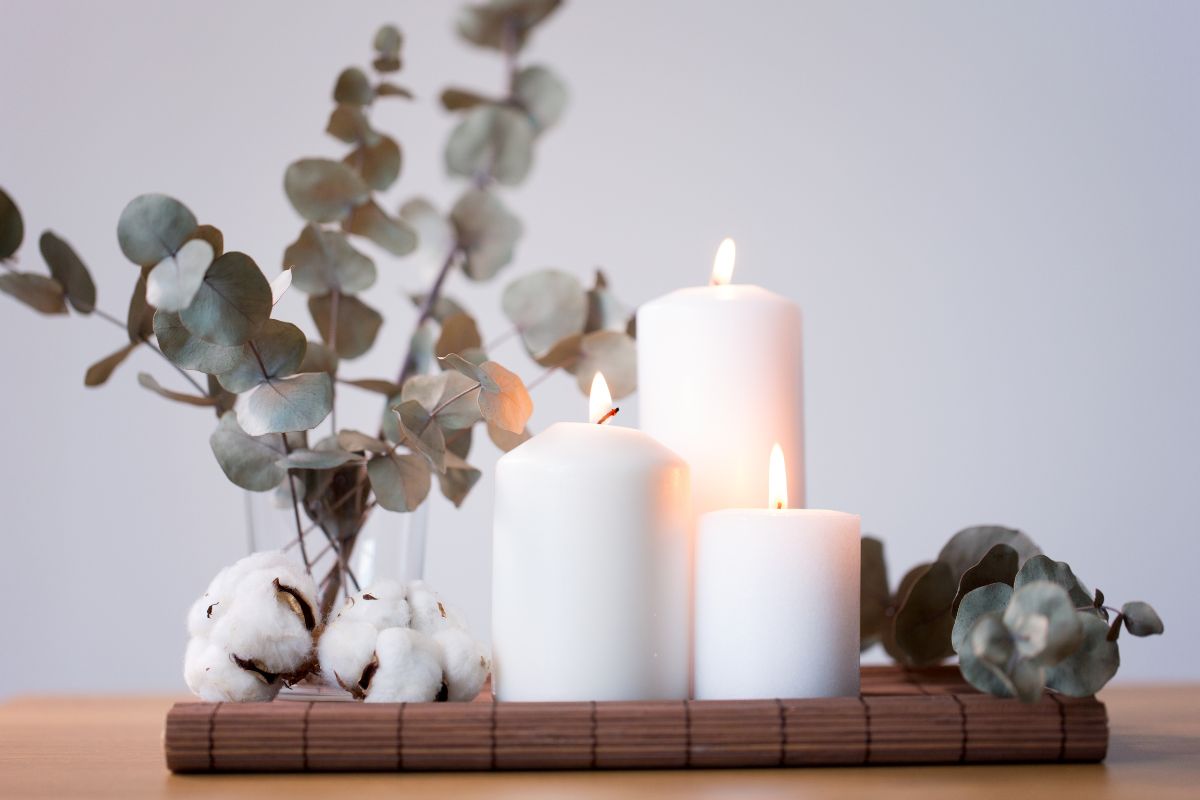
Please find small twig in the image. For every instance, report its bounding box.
[278,437,312,574]
[90,305,210,396]
[484,326,519,352]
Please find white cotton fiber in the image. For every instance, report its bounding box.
[435,627,491,702]
[211,568,317,674]
[406,580,466,635]
[365,628,444,702]
[333,579,411,631]
[317,619,378,695]
[184,636,280,703]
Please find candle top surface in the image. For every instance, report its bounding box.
[497,421,687,470]
[701,507,860,522]
[639,283,798,311]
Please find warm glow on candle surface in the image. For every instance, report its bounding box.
[768,443,787,509]
[710,238,736,286]
[589,372,614,424]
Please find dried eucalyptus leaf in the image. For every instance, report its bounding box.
[969,612,1014,666]
[180,251,272,346]
[39,231,95,313]
[237,372,334,435]
[401,371,481,430]
[189,224,224,257]
[585,269,629,334]
[571,330,637,398]
[217,319,307,393]
[399,198,458,281]
[309,292,383,360]
[513,65,567,131]
[893,560,957,666]
[154,311,243,374]
[298,340,339,375]
[1120,602,1163,636]
[284,159,370,223]
[127,267,154,342]
[445,104,536,186]
[440,353,493,389]
[439,452,481,507]
[374,24,403,57]
[145,239,214,313]
[860,537,889,651]
[440,88,490,111]
[342,200,417,256]
[334,67,374,106]
[937,526,1042,584]
[408,291,467,324]
[343,378,401,395]
[283,225,376,294]
[337,429,390,454]
[435,313,483,361]
[450,189,522,280]
[501,269,586,356]
[345,135,401,192]
[455,0,562,51]
[958,648,1017,699]
[477,361,532,434]
[951,582,1014,655]
[533,333,581,369]
[209,411,287,491]
[327,104,372,144]
[0,273,67,314]
[0,187,23,259]
[269,269,291,306]
[368,452,432,512]
[278,448,362,470]
[488,421,531,452]
[952,543,1019,615]
[1014,555,1092,609]
[207,374,237,416]
[445,426,472,460]
[116,193,197,267]
[393,399,446,472]
[137,371,216,407]
[1045,612,1120,697]
[84,342,137,387]
[1003,581,1083,666]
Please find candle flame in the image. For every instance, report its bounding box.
[710,237,736,286]
[589,372,614,424]
[768,443,788,510]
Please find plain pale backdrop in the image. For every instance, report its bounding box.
[0,0,1196,695]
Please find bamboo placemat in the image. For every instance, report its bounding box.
[164,666,1108,772]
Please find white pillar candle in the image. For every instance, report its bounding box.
[492,374,691,701]
[694,445,859,699]
[637,239,805,515]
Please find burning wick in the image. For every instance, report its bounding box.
[596,407,620,425]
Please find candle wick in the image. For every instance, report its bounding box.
[596,407,619,425]
[775,501,783,510]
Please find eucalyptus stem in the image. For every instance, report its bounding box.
[278,435,312,574]
[91,305,210,397]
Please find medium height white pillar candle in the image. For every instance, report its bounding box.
[492,375,691,701]
[636,239,805,515]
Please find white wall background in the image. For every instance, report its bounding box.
[1,0,1196,695]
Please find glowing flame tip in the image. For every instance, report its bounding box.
[710,237,736,286]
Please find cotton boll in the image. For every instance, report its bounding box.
[334,580,411,630]
[211,568,318,675]
[365,628,444,703]
[184,636,279,703]
[317,619,378,696]
[435,627,491,702]
[406,580,466,635]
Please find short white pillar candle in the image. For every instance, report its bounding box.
[694,446,860,699]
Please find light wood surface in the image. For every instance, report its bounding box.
[1,685,1197,799]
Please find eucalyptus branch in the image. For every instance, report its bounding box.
[278,435,313,575]
[90,303,210,397]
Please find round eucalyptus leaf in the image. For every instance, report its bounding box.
[368,452,432,513]
[236,372,334,435]
[501,269,586,356]
[585,269,630,334]
[345,135,401,192]
[438,452,481,508]
[127,267,154,342]
[136,371,216,407]
[533,333,581,369]
[278,447,362,470]
[969,612,1014,666]
[937,526,1042,584]
[477,361,532,434]
[145,238,213,313]
[0,186,23,259]
[0,272,67,314]
[1120,602,1163,637]
[952,582,1014,655]
[860,536,890,651]
[408,291,467,325]
[892,560,957,666]
[439,352,492,389]
[488,421,531,452]
[179,251,272,346]
[209,411,287,491]
[445,425,472,460]
[334,67,374,106]
[376,82,412,100]
[337,429,390,454]
[1014,554,1092,609]
[393,399,446,472]
[342,200,417,256]
[1045,612,1120,697]
[958,650,1016,699]
[117,193,198,267]
[450,189,522,280]
[445,104,536,186]
[84,343,138,387]
[217,319,307,393]
[1008,656,1048,703]
[326,104,371,144]
[441,88,490,111]
[308,292,383,360]
[571,330,637,399]
[514,65,567,131]
[455,0,562,51]
[399,198,458,282]
[284,159,369,223]
[342,378,401,396]
[401,371,481,430]
[154,311,243,374]
[882,563,933,664]
[435,313,483,361]
[374,24,403,57]
[38,231,95,313]
[283,225,376,294]
[207,375,237,416]
[189,224,224,257]
[952,543,1019,615]
[298,339,339,375]
[1003,581,1083,665]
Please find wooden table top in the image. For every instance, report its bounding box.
[1,685,1197,799]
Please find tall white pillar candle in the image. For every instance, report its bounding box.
[492,375,691,701]
[694,447,860,699]
[637,239,804,515]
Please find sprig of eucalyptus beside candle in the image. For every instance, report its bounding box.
[862,527,1165,701]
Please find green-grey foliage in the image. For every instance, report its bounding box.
[39,232,95,314]
[0,187,24,259]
